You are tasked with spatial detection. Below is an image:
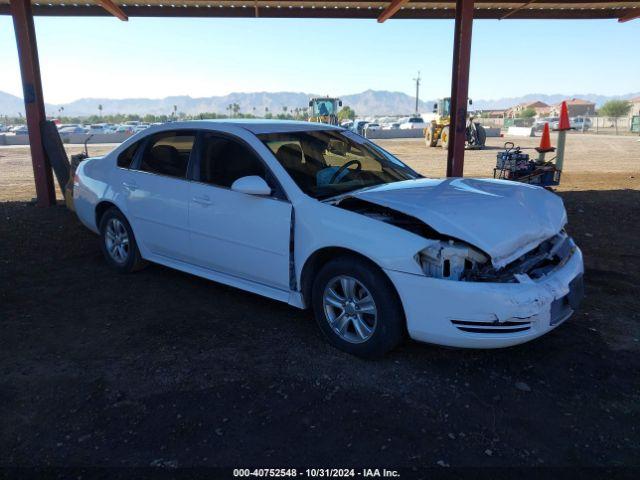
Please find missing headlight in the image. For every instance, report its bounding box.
[416,241,488,281]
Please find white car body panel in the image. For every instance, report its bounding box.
[73,120,583,349]
[121,169,192,262]
[188,182,292,290]
[387,246,583,348]
[349,177,567,269]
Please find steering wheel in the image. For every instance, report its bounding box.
[329,160,362,184]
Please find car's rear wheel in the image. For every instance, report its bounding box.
[99,207,146,273]
[312,256,404,358]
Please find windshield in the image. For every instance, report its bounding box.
[312,100,336,116]
[257,129,420,200]
[441,98,451,117]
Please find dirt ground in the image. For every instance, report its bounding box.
[1,133,639,470]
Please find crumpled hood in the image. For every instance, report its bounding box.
[349,178,567,268]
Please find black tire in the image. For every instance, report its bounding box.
[99,207,146,273]
[311,256,405,358]
[475,123,487,147]
[441,126,450,149]
[425,126,438,147]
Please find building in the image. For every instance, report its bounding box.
[505,101,550,118]
[550,98,596,117]
[628,97,640,118]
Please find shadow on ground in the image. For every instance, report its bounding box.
[1,190,638,468]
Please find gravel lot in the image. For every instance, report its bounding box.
[1,133,639,469]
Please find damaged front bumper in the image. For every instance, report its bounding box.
[385,246,584,348]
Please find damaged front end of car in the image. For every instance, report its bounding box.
[415,230,577,283]
[336,196,576,285]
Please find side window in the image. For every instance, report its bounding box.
[138,131,195,178]
[117,141,141,168]
[199,134,266,188]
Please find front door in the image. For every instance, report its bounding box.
[188,132,292,290]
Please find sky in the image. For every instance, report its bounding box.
[0,15,638,104]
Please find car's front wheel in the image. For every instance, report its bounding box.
[312,256,405,358]
[99,207,146,273]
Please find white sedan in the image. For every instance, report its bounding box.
[74,120,584,357]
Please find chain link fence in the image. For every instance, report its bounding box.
[475,115,640,135]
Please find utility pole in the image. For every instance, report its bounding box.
[413,71,421,115]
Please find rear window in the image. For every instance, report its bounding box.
[117,141,141,168]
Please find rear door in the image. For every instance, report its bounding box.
[188,131,292,290]
[121,130,195,262]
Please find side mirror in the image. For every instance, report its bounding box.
[309,101,313,107]
[469,99,473,105]
[339,101,343,107]
[231,176,271,196]
[433,103,438,112]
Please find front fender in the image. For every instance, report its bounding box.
[294,198,435,282]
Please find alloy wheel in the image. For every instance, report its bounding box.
[104,217,130,264]
[322,275,378,344]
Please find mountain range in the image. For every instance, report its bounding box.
[1,89,638,118]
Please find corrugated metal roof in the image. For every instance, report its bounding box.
[1,0,639,20]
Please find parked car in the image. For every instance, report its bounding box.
[11,125,28,134]
[363,123,380,133]
[58,126,88,134]
[115,125,135,134]
[133,124,150,133]
[74,120,584,357]
[533,117,559,131]
[57,123,82,130]
[350,120,369,135]
[399,116,427,129]
[0,123,9,133]
[382,122,400,130]
[570,117,591,130]
[87,124,113,134]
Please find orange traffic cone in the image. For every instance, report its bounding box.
[557,101,570,131]
[536,123,555,153]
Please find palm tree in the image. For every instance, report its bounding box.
[172,104,177,119]
[98,104,103,117]
[232,103,240,117]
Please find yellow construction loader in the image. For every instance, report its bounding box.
[424,97,486,150]
[308,97,342,125]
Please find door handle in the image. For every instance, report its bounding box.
[193,195,212,206]
[122,181,137,191]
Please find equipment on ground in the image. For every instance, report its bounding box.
[424,97,486,150]
[308,97,342,125]
[493,141,560,188]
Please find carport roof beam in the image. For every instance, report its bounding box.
[98,0,128,20]
[618,6,640,20]
[378,0,411,22]
[1,1,640,20]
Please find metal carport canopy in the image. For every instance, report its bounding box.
[2,1,640,19]
[3,0,639,207]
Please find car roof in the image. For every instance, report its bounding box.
[177,119,343,135]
